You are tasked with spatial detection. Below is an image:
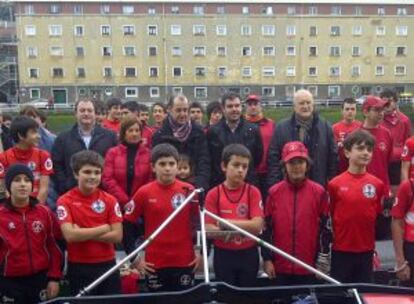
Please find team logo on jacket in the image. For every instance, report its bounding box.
[362,184,376,198]
[236,203,248,217]
[124,200,135,215]
[171,193,186,209]
[180,274,193,286]
[405,212,414,225]
[114,203,122,218]
[378,142,387,152]
[8,221,15,230]
[27,161,36,171]
[56,206,67,220]
[44,158,53,171]
[402,145,409,157]
[32,221,44,233]
[91,200,106,213]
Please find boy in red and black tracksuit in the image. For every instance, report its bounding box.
[0,164,62,303]
[123,143,200,292]
[205,144,264,287]
[57,150,123,296]
[262,141,330,285]
[329,130,385,283]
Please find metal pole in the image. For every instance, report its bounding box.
[199,208,210,283]
[203,209,341,285]
[76,188,204,297]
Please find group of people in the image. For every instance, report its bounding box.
[1,88,414,303]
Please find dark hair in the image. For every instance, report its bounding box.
[119,114,141,143]
[152,102,167,113]
[167,94,188,109]
[178,153,194,173]
[94,100,106,115]
[122,100,139,113]
[19,105,41,118]
[380,89,398,102]
[206,101,223,119]
[189,101,204,113]
[75,98,96,113]
[106,97,122,110]
[343,129,375,151]
[10,115,39,143]
[137,104,149,113]
[342,97,357,108]
[221,93,241,107]
[71,150,104,175]
[221,143,251,166]
[2,113,12,122]
[151,143,179,164]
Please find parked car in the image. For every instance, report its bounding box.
[23,98,50,109]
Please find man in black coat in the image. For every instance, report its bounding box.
[207,93,263,188]
[52,99,118,194]
[152,95,210,191]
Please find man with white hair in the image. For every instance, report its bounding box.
[267,89,337,188]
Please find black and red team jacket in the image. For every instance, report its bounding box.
[0,198,63,280]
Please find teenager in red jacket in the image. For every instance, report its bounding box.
[262,141,330,285]
[102,97,122,134]
[0,164,62,303]
[103,115,152,208]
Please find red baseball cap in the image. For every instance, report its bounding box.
[362,95,389,111]
[245,95,261,103]
[282,141,309,162]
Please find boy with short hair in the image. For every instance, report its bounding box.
[0,116,53,203]
[137,104,153,147]
[0,164,62,302]
[205,143,264,287]
[328,130,385,283]
[189,101,205,126]
[123,143,200,292]
[102,97,122,133]
[56,150,123,296]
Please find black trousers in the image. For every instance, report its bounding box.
[67,260,120,296]
[401,242,414,287]
[146,267,194,292]
[274,274,316,286]
[331,250,373,283]
[213,246,259,287]
[0,271,48,304]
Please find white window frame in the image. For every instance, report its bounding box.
[172,87,183,95]
[75,46,84,57]
[352,25,362,36]
[242,6,249,15]
[150,87,160,98]
[351,65,361,77]
[328,85,341,98]
[193,6,204,15]
[122,5,134,15]
[308,66,318,77]
[101,25,111,36]
[262,87,275,97]
[49,25,62,36]
[123,46,136,56]
[30,88,40,99]
[378,7,385,15]
[124,67,137,77]
[74,25,84,37]
[262,66,275,77]
[376,46,385,56]
[171,25,182,36]
[171,6,179,14]
[241,25,252,36]
[352,46,361,56]
[286,25,296,36]
[194,87,208,99]
[172,66,182,77]
[195,67,207,77]
[309,6,318,15]
[125,87,138,98]
[309,46,318,56]
[49,46,64,56]
[241,46,252,56]
[149,66,159,77]
[148,8,156,15]
[397,8,407,16]
[375,65,385,76]
[286,46,296,56]
[74,4,83,15]
[376,26,386,36]
[27,46,38,58]
[123,25,135,36]
[25,25,36,36]
[287,6,296,15]
[102,46,112,57]
[216,25,227,36]
[330,26,341,36]
[217,66,227,78]
[217,46,227,56]
[396,26,408,36]
[286,66,296,77]
[193,25,206,36]
[193,46,206,56]
[329,66,341,77]
[329,46,341,57]
[262,25,275,36]
[331,6,342,16]
[307,86,318,97]
[76,67,86,78]
[395,65,407,76]
[100,4,110,14]
[103,67,112,77]
[51,67,64,78]
[171,46,182,56]
[263,46,275,56]
[148,25,158,36]
[148,46,157,56]
[309,26,318,37]
[396,46,407,56]
[24,4,34,15]
[28,68,39,78]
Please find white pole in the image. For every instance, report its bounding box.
[199,207,210,283]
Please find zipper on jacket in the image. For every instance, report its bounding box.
[292,188,298,273]
[22,212,35,274]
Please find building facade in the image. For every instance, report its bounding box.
[14,0,414,105]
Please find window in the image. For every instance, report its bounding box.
[286,66,296,76]
[376,46,385,56]
[148,8,156,15]
[74,5,83,15]
[352,25,362,36]
[262,67,275,77]
[194,46,206,56]
[25,25,36,36]
[242,6,249,15]
[263,46,275,56]
[217,46,227,56]
[150,87,160,98]
[354,6,362,15]
[329,66,340,76]
[76,67,85,78]
[148,25,158,36]
[396,26,408,36]
[50,46,63,56]
[24,5,34,15]
[242,46,252,56]
[216,25,227,36]
[171,46,182,56]
[173,67,182,77]
[287,6,296,15]
[330,26,340,36]
[49,25,62,36]
[149,67,158,77]
[149,46,157,56]
[101,4,110,14]
[125,87,138,98]
[241,25,252,36]
[29,68,39,78]
[262,25,275,36]
[172,87,183,95]
[308,86,318,97]
[396,46,407,56]
[171,25,181,35]
[195,87,207,99]
[263,6,274,15]
[122,5,134,14]
[194,6,204,15]
[27,47,38,58]
[195,67,206,76]
[376,26,386,36]
[309,46,318,56]
[351,65,361,77]
[309,26,317,37]
[395,65,406,75]
[376,65,385,76]
[286,46,296,56]
[123,46,136,56]
[242,67,252,77]
[328,86,340,97]
[102,46,112,56]
[286,25,296,36]
[101,25,111,36]
[308,67,317,76]
[397,8,407,16]
[125,67,137,77]
[123,25,135,36]
[193,25,206,36]
[262,87,275,97]
[309,6,318,15]
[352,46,361,56]
[30,89,40,99]
[331,6,342,15]
[171,6,179,14]
[74,25,84,36]
[103,67,112,77]
[217,6,225,14]
[330,46,341,57]
[52,68,64,78]
[378,7,385,15]
[50,4,61,14]
[218,66,227,78]
[76,46,84,57]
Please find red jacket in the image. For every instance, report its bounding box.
[0,199,62,279]
[103,143,152,206]
[265,179,329,275]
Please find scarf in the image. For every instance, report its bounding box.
[245,113,264,123]
[167,114,192,143]
[295,114,313,142]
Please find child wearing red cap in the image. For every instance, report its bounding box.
[262,141,330,285]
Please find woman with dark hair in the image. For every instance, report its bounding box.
[103,114,152,208]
